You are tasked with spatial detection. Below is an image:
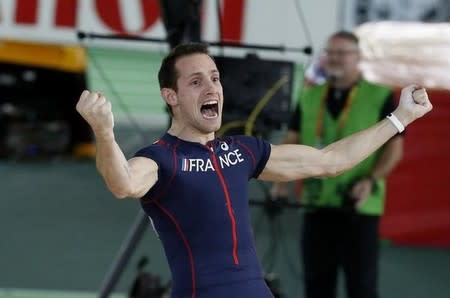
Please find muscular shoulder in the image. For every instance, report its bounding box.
[226,135,270,152]
[134,139,175,169]
[224,135,272,178]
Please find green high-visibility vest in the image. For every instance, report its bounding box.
[299,80,391,215]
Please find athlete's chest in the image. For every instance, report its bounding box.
[174,141,249,174]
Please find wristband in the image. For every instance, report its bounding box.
[386,113,405,133]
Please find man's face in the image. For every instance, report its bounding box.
[171,53,223,134]
[323,37,360,81]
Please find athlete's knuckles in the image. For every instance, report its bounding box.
[97,97,106,105]
[88,94,100,102]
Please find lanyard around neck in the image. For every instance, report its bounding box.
[315,84,358,144]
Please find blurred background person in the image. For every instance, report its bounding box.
[272,30,404,298]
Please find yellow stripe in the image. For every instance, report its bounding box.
[0,39,86,72]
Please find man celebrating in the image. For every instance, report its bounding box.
[76,43,432,298]
[272,31,404,298]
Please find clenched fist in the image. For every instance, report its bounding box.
[76,90,114,136]
[395,85,433,127]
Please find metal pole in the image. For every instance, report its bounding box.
[98,210,150,298]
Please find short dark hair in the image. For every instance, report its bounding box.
[329,30,359,46]
[158,42,211,91]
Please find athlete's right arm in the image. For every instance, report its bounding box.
[76,91,158,199]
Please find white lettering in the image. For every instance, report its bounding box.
[188,159,199,172]
[186,158,215,172]
[232,149,244,163]
[205,159,214,171]
[219,149,244,168]
[184,149,244,172]
[219,154,230,167]
[197,159,205,172]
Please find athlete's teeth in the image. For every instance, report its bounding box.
[203,100,217,106]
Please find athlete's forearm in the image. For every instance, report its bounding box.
[94,131,134,199]
[321,116,400,177]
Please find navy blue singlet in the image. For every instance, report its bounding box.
[135,133,274,298]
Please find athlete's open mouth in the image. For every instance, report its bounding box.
[201,100,219,119]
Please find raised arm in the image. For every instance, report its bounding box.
[76,91,158,199]
[260,85,432,182]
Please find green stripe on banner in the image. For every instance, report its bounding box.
[85,47,304,129]
[86,47,168,128]
[0,289,125,298]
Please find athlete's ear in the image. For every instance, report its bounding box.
[161,88,177,107]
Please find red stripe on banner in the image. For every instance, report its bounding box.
[95,0,124,34]
[221,0,245,43]
[95,0,159,35]
[140,0,160,31]
[55,0,77,27]
[15,0,38,24]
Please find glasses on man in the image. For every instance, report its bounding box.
[323,49,358,56]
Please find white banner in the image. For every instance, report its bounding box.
[0,0,339,60]
[0,0,166,44]
[344,0,450,28]
[356,21,450,90]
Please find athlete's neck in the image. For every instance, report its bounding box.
[167,123,215,145]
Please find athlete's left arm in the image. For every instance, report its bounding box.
[258,85,432,182]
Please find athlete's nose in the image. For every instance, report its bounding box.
[204,78,220,94]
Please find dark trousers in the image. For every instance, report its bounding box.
[301,210,380,298]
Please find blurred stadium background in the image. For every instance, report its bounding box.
[1,1,449,297]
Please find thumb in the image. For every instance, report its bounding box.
[76,90,90,111]
[412,88,431,106]
[79,90,90,102]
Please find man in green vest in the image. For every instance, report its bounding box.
[272,31,404,298]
